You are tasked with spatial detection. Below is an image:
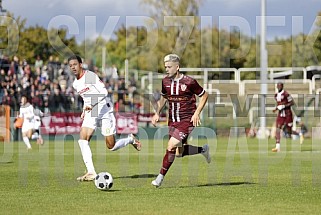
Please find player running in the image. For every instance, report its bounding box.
[151,54,210,188]
[17,95,43,149]
[272,82,295,152]
[69,55,141,182]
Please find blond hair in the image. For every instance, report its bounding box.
[164,54,180,64]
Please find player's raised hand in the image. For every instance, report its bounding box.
[191,113,201,127]
[152,113,159,127]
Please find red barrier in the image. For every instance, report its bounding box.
[115,112,138,134]
[41,112,82,135]
[40,112,165,135]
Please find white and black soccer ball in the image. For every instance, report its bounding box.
[94,172,113,191]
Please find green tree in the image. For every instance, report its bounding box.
[138,0,203,71]
[47,28,79,62]
[0,12,25,57]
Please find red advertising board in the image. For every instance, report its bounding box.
[40,112,163,135]
[115,112,138,134]
[41,112,82,135]
[137,113,167,122]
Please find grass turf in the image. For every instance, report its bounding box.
[1,135,321,215]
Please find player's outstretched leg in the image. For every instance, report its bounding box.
[129,134,141,151]
[201,144,211,163]
[110,134,141,151]
[181,144,211,163]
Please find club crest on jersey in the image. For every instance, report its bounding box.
[180,84,187,91]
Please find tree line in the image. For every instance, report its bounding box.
[0,0,320,80]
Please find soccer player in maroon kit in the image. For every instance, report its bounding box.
[272,82,294,152]
[151,54,211,187]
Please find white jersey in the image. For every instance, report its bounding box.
[19,103,35,132]
[33,108,43,129]
[73,70,113,118]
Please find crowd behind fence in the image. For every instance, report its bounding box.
[0,55,141,117]
[1,54,321,120]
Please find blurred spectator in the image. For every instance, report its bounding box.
[0,55,10,73]
[47,55,55,81]
[12,56,19,75]
[34,55,43,70]
[117,78,127,102]
[54,56,61,79]
[41,66,49,83]
[2,89,17,110]
[23,64,31,76]
[111,64,119,80]
[0,54,140,118]
[103,65,113,83]
[115,98,125,112]
[31,90,43,109]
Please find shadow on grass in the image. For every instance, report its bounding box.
[300,149,316,152]
[200,182,255,187]
[114,174,158,179]
[98,189,121,192]
[0,161,13,164]
[178,181,255,188]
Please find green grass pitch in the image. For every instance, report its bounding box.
[1,135,321,215]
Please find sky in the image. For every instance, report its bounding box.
[2,0,321,42]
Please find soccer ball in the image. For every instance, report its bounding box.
[94,172,113,191]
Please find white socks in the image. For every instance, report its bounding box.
[110,136,133,151]
[275,143,280,150]
[78,140,96,174]
[23,136,32,149]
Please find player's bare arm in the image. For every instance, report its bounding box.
[80,105,93,119]
[152,95,167,127]
[191,91,208,127]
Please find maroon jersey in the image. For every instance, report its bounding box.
[274,90,293,118]
[161,74,205,123]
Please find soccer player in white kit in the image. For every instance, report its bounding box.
[18,95,43,149]
[68,55,141,181]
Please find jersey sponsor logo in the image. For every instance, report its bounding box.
[167,96,189,101]
[78,87,90,95]
[180,84,187,91]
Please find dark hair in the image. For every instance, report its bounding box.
[21,94,29,102]
[68,55,82,64]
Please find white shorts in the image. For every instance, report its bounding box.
[34,117,41,130]
[82,112,116,136]
[22,122,34,133]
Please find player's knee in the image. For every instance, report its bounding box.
[167,145,176,151]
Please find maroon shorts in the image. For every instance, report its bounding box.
[276,115,293,128]
[168,121,194,144]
